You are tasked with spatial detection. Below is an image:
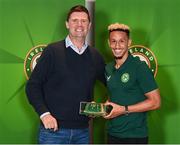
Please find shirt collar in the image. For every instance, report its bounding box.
[65,35,88,55]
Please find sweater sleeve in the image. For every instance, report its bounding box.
[25,46,53,116]
[93,49,106,86]
[97,56,106,85]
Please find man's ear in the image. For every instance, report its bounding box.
[88,22,92,30]
[65,21,69,29]
[128,39,132,47]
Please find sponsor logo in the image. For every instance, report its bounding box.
[106,75,111,81]
[121,73,129,83]
[128,45,158,77]
[24,45,47,79]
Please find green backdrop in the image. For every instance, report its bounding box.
[0,0,180,143]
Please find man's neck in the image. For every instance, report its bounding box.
[115,53,129,69]
[69,35,85,49]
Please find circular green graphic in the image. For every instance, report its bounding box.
[121,73,129,83]
[129,45,158,77]
[24,45,47,79]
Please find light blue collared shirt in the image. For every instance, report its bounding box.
[65,35,88,55]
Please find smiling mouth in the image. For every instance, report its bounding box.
[113,49,122,54]
[76,27,84,32]
[76,29,83,32]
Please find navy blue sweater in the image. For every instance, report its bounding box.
[26,40,105,128]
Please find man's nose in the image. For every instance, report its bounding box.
[77,20,83,26]
[115,42,121,48]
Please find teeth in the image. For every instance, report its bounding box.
[114,50,121,53]
[76,29,83,32]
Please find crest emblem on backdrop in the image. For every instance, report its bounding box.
[24,45,158,79]
[24,45,47,79]
[128,45,158,77]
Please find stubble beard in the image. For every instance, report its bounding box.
[114,56,123,59]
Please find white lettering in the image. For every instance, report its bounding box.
[30,52,34,57]
[129,49,133,53]
[149,56,154,61]
[35,49,39,53]
[145,51,150,56]
[140,48,144,52]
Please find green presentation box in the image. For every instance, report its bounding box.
[79,102,112,117]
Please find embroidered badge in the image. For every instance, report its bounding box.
[121,73,129,83]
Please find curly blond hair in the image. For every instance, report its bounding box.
[108,23,130,31]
